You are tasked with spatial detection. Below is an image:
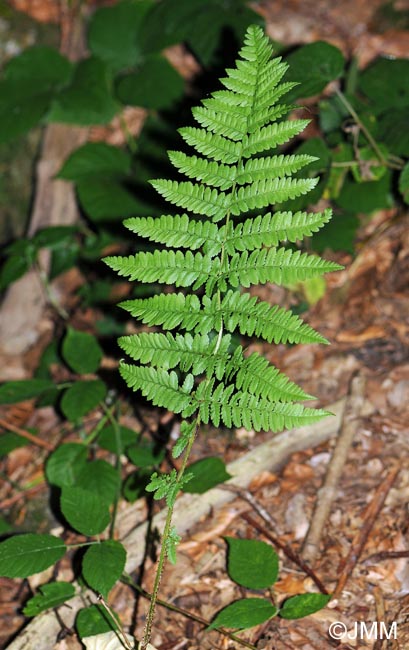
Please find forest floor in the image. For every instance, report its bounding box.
[1,1,409,649]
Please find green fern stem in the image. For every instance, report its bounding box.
[141,417,200,649]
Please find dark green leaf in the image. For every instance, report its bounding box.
[76,604,118,638]
[0,253,31,290]
[77,178,142,222]
[82,541,126,596]
[336,170,393,213]
[62,327,103,374]
[88,0,153,71]
[48,57,118,125]
[0,47,72,143]
[46,443,88,488]
[208,598,277,630]
[311,211,359,254]
[60,486,111,536]
[182,457,231,494]
[57,142,131,182]
[359,58,409,111]
[34,340,62,381]
[23,582,75,616]
[0,379,55,405]
[32,226,77,249]
[116,54,184,110]
[0,516,11,535]
[0,432,28,457]
[280,593,331,619]
[0,534,66,578]
[279,138,331,211]
[225,537,279,589]
[399,162,409,205]
[376,108,409,156]
[76,460,120,505]
[284,41,345,101]
[60,380,107,422]
[126,440,165,468]
[98,424,137,454]
[122,470,151,502]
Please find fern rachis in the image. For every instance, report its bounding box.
[105,25,342,648]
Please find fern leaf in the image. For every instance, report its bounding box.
[124,214,222,256]
[179,127,241,164]
[236,154,318,184]
[119,363,192,413]
[222,248,342,288]
[242,120,310,157]
[168,152,235,191]
[151,180,227,221]
[221,291,328,345]
[223,209,332,253]
[192,106,247,141]
[229,177,318,215]
[105,250,219,289]
[118,332,232,377]
[120,293,203,331]
[235,352,314,401]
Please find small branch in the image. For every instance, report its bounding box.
[334,465,399,597]
[301,374,366,565]
[122,575,258,650]
[241,511,328,595]
[364,550,409,564]
[0,417,54,451]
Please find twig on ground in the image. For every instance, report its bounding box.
[301,373,367,564]
[0,417,54,451]
[334,465,400,597]
[364,550,409,564]
[373,586,386,650]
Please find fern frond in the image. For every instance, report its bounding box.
[221,248,342,288]
[192,106,247,141]
[236,154,318,184]
[242,120,310,158]
[223,209,332,253]
[228,177,318,216]
[119,363,192,413]
[120,293,203,331]
[105,249,219,289]
[179,127,241,164]
[185,379,330,432]
[235,352,314,401]
[221,291,328,345]
[124,215,222,256]
[151,180,227,221]
[118,332,232,378]
[168,152,235,191]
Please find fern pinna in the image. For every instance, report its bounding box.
[105,25,341,645]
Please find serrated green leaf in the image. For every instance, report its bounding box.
[225,537,279,589]
[61,380,107,422]
[126,440,165,468]
[76,604,119,638]
[48,57,118,125]
[284,41,345,101]
[182,457,231,494]
[46,443,88,488]
[57,142,131,181]
[76,460,120,505]
[0,432,28,456]
[62,328,103,374]
[98,424,137,454]
[88,0,153,71]
[23,581,75,616]
[280,593,331,619]
[60,486,111,536]
[82,541,126,597]
[0,534,66,578]
[77,178,143,222]
[208,598,277,630]
[0,379,55,405]
[116,54,184,110]
[336,170,393,214]
[359,58,409,111]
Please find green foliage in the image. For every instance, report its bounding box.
[60,486,111,536]
[82,541,126,597]
[0,534,66,578]
[280,593,332,619]
[23,582,75,617]
[62,328,103,374]
[182,457,231,493]
[208,598,277,630]
[60,379,107,422]
[225,537,279,589]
